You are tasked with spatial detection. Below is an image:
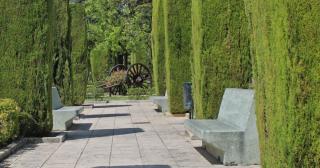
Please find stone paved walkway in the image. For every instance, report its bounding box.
[0,101,260,168]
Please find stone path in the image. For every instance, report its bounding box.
[0,101,260,168]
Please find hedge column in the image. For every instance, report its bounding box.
[191,0,252,119]
[70,2,89,105]
[0,0,54,136]
[163,0,192,114]
[151,0,166,96]
[247,0,320,167]
[52,0,73,105]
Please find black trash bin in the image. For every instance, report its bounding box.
[183,82,193,119]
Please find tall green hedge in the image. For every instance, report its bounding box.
[246,0,320,167]
[52,0,73,105]
[191,0,252,119]
[53,1,89,105]
[0,0,54,136]
[151,0,166,96]
[70,3,89,105]
[163,0,192,113]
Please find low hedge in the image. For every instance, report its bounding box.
[0,99,20,147]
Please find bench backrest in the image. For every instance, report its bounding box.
[52,87,63,110]
[217,88,254,130]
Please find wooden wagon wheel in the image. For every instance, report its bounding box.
[109,64,127,75]
[126,63,152,88]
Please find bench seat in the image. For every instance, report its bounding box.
[185,120,240,138]
[149,96,168,112]
[52,87,84,131]
[54,106,83,115]
[184,88,260,165]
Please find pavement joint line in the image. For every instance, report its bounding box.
[39,141,64,168]
[138,102,179,167]
[108,105,117,167]
[74,109,103,168]
[129,103,144,167]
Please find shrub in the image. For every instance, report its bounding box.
[163,0,192,114]
[191,0,252,119]
[246,0,320,167]
[0,0,54,136]
[127,88,152,100]
[0,99,20,147]
[151,0,166,96]
[105,71,127,87]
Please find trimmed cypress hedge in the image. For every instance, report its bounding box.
[191,0,252,119]
[0,0,54,136]
[52,0,73,105]
[70,3,89,105]
[163,0,192,113]
[151,0,166,96]
[53,1,89,105]
[246,0,320,167]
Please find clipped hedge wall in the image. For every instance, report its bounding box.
[151,0,166,96]
[247,0,320,167]
[191,0,252,119]
[0,0,54,136]
[0,99,20,147]
[163,0,192,113]
[52,0,73,105]
[70,3,89,105]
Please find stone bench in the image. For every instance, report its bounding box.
[149,96,168,112]
[184,88,260,165]
[52,87,84,131]
[150,91,168,112]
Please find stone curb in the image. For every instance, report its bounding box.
[0,132,66,162]
[0,139,27,162]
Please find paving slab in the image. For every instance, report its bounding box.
[0,101,260,168]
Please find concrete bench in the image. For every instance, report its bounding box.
[184,88,260,165]
[149,91,168,112]
[149,96,168,112]
[52,87,84,131]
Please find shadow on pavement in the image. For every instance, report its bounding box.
[93,104,132,108]
[93,165,171,168]
[67,128,145,140]
[194,147,222,165]
[80,113,131,119]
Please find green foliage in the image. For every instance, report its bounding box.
[0,99,20,147]
[86,0,152,82]
[151,0,166,96]
[0,0,54,136]
[246,0,320,167]
[163,0,192,114]
[127,87,151,100]
[52,1,89,105]
[52,0,73,105]
[191,0,252,119]
[70,3,89,105]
